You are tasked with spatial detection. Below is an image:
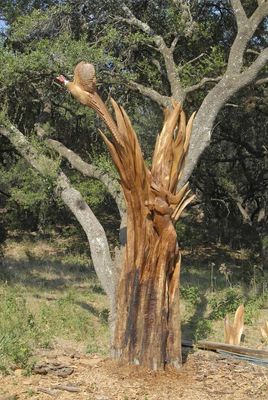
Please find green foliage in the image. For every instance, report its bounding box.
[208,287,268,324]
[180,285,200,306]
[194,319,213,341]
[244,293,268,325]
[9,5,70,43]
[73,177,107,208]
[91,153,118,180]
[0,155,58,230]
[179,46,226,87]
[208,287,243,320]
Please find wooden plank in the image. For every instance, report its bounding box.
[182,339,268,359]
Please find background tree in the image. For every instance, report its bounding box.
[193,86,268,276]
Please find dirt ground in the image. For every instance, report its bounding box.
[0,341,267,400]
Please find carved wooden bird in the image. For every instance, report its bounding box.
[57,62,123,146]
[56,61,97,105]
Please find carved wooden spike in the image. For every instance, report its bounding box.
[110,98,129,146]
[260,321,268,340]
[184,112,196,152]
[173,193,195,222]
[153,107,195,197]
[176,110,186,147]
[224,304,244,345]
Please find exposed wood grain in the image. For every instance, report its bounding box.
[62,62,195,370]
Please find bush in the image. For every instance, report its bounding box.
[180,285,200,306]
[208,287,268,324]
[194,320,213,341]
[208,287,243,320]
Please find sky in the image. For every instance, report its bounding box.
[0,19,8,33]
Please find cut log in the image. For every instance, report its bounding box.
[182,339,268,360]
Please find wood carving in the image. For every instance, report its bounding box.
[224,304,244,345]
[57,62,195,370]
[260,321,268,341]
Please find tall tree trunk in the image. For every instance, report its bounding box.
[60,66,195,369]
[112,193,182,368]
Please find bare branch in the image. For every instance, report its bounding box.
[185,76,223,94]
[236,199,252,224]
[127,80,171,107]
[170,36,179,53]
[120,4,186,102]
[121,5,159,42]
[171,0,196,37]
[239,47,268,86]
[180,53,206,69]
[255,76,268,85]
[246,48,261,56]
[227,1,268,75]
[47,138,126,217]
[251,1,268,27]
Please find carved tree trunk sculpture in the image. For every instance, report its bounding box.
[61,63,195,369]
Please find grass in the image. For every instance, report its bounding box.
[0,238,110,374]
[0,236,267,374]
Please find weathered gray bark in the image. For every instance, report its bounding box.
[46,138,127,247]
[47,138,125,218]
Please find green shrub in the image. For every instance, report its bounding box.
[208,287,268,324]
[180,285,200,306]
[208,287,243,320]
[244,293,268,325]
[194,319,213,341]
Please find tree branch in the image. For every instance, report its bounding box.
[251,1,268,27]
[230,0,248,28]
[227,1,268,75]
[171,0,196,37]
[0,125,117,301]
[170,36,179,53]
[178,2,268,188]
[127,80,171,108]
[255,76,268,85]
[185,76,223,94]
[120,4,186,102]
[239,47,268,85]
[47,138,126,218]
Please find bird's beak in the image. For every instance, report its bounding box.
[56,75,65,84]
